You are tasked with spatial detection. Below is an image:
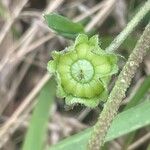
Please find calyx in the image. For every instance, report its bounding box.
[47,34,118,108]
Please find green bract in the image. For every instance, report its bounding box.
[47,34,118,108]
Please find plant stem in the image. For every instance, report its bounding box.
[88,22,150,150]
[106,0,150,52]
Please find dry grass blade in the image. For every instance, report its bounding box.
[128,132,150,150]
[1,1,147,149]
[0,0,65,148]
[19,34,54,57]
[0,73,51,149]
[73,1,105,22]
[0,0,28,45]
[0,0,64,71]
[85,0,117,32]
[0,0,65,116]
[0,53,36,114]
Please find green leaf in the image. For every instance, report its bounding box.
[122,75,150,148]
[147,143,150,150]
[22,78,56,150]
[124,75,150,110]
[44,13,84,39]
[48,101,150,150]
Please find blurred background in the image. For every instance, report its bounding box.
[0,0,149,150]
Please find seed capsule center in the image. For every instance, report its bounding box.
[71,59,94,83]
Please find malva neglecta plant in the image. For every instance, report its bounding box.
[47,34,118,108]
[21,1,150,150]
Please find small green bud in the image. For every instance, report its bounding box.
[47,34,118,108]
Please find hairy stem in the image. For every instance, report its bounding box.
[106,0,150,52]
[88,22,150,150]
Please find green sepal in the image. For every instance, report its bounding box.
[100,76,111,88]
[92,50,118,77]
[55,72,66,98]
[51,51,60,59]
[107,53,118,75]
[65,90,107,108]
[74,34,89,46]
[47,60,56,74]
[89,35,100,46]
[88,35,104,54]
[47,61,67,98]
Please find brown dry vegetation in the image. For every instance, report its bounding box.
[0,0,149,150]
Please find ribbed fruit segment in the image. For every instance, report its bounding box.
[91,55,108,66]
[57,65,70,75]
[89,80,104,96]
[61,74,72,86]
[74,83,85,97]
[84,83,95,98]
[95,62,112,75]
[59,55,73,65]
[63,79,77,94]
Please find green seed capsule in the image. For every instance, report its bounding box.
[71,59,94,83]
[47,34,118,108]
